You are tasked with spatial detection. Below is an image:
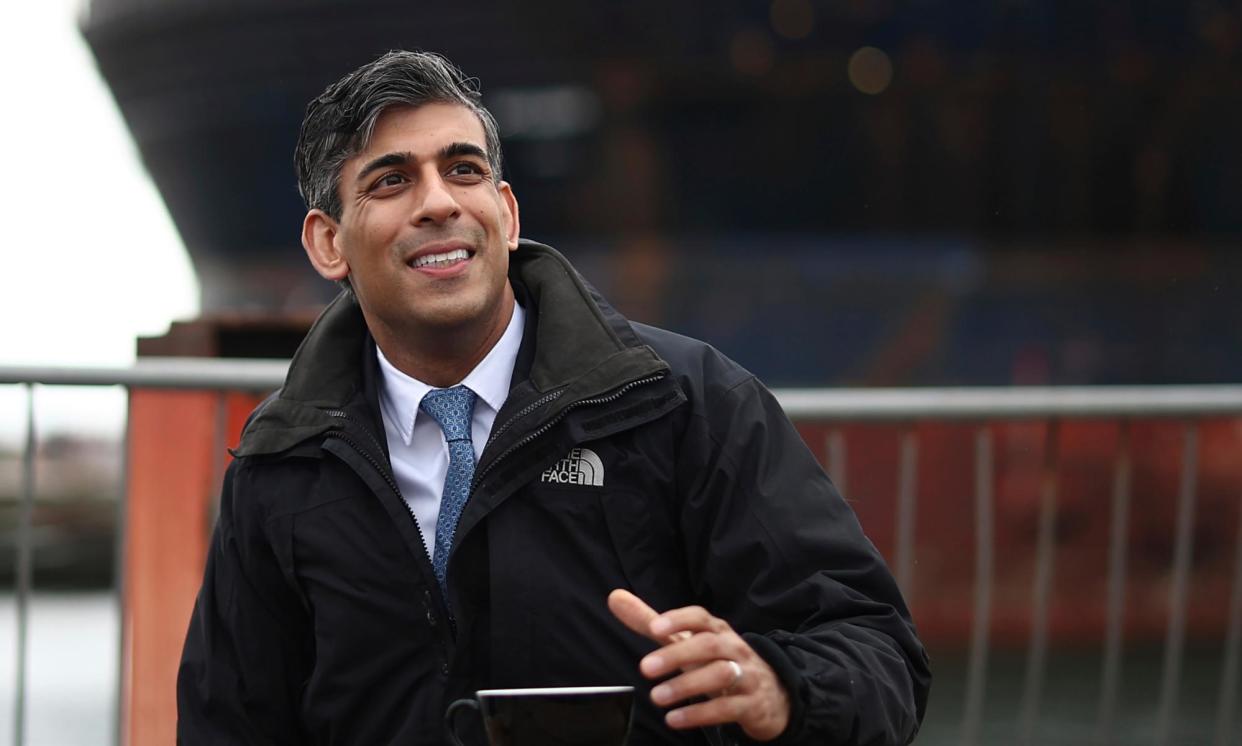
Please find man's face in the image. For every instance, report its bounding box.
[306,102,520,344]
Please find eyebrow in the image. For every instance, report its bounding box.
[439,142,489,162]
[354,142,490,184]
[355,152,410,184]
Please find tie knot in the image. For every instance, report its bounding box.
[419,386,477,443]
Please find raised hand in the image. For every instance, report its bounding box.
[607,589,790,742]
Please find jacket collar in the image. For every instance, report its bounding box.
[234,240,668,457]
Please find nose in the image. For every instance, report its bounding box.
[410,175,461,225]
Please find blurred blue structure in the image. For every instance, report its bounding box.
[80,0,1242,380]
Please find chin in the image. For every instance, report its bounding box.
[411,300,490,331]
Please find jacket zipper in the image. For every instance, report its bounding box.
[472,374,665,489]
[322,414,459,641]
[322,412,439,586]
[483,388,565,451]
[324,411,402,492]
[322,425,431,551]
[322,426,461,652]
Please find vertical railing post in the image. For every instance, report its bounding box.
[1096,421,1132,745]
[1019,420,1061,745]
[894,428,919,596]
[14,383,36,746]
[1212,484,1242,746]
[114,388,131,746]
[961,426,994,746]
[210,391,230,527]
[827,429,847,497]
[1155,423,1199,746]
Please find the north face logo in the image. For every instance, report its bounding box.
[540,447,605,487]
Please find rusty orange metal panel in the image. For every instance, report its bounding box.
[795,418,1242,650]
[123,389,264,746]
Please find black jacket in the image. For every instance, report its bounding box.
[177,240,930,745]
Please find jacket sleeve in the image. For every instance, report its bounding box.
[177,460,311,744]
[675,374,931,746]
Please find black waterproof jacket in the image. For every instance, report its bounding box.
[177,241,930,745]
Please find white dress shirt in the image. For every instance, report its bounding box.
[376,302,526,560]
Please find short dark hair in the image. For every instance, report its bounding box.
[294,50,504,220]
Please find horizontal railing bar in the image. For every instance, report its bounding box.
[3,362,1242,417]
[0,359,289,391]
[777,385,1242,419]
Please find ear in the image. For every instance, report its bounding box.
[302,209,350,281]
[498,181,521,251]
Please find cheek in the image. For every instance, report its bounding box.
[344,211,400,254]
[468,196,509,232]
[467,205,494,228]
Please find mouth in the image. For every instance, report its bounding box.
[406,244,476,272]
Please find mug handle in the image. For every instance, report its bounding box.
[445,697,481,746]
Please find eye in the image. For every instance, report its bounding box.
[447,162,487,180]
[371,172,407,191]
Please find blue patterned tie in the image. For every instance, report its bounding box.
[419,385,478,603]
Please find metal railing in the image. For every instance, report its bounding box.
[1,360,282,746]
[784,384,1242,746]
[3,360,1242,746]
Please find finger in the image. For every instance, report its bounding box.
[649,605,730,639]
[640,632,748,679]
[607,589,662,643]
[664,693,749,731]
[650,660,747,707]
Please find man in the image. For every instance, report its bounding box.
[178,51,929,745]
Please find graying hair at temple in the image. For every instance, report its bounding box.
[294,50,506,222]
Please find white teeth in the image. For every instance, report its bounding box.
[412,248,470,268]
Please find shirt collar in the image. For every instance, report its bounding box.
[376,301,526,445]
[459,301,525,417]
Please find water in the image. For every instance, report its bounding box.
[915,646,1233,745]
[0,593,117,746]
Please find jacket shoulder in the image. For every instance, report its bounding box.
[630,321,754,398]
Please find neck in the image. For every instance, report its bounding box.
[371,289,516,389]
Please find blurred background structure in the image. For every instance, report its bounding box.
[79,0,1242,385]
[2,0,1242,744]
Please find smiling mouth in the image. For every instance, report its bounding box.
[409,248,474,269]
